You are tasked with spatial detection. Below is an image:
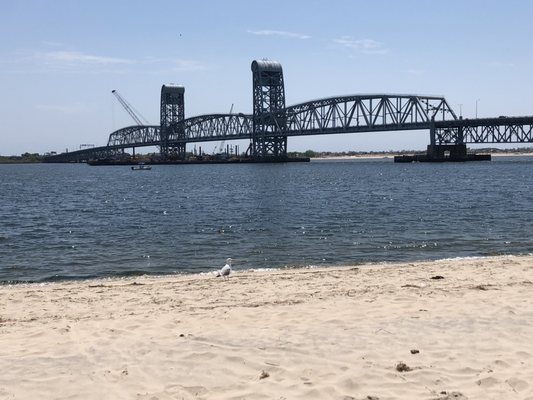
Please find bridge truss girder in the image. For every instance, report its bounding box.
[103,94,460,147]
[434,117,533,144]
[281,94,457,136]
[43,146,122,163]
[107,125,161,147]
[180,114,253,142]
[104,116,254,149]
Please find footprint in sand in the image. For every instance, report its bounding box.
[476,376,500,387]
[506,377,529,392]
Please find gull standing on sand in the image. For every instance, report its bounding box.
[214,258,233,278]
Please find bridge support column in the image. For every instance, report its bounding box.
[427,120,468,160]
[427,143,467,159]
[251,60,287,161]
[430,121,436,146]
[160,85,186,160]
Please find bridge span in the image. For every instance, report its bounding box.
[44,60,533,163]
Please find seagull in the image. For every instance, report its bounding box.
[214,258,233,278]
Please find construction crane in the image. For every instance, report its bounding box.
[216,103,234,154]
[111,90,150,126]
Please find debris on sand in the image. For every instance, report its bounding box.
[431,392,468,400]
[395,362,412,372]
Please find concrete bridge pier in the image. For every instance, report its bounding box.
[427,121,467,160]
[395,122,487,162]
[426,143,468,159]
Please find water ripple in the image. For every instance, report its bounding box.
[1,158,533,282]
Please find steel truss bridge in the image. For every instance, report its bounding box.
[44,60,533,163]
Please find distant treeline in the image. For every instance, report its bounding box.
[0,153,44,163]
[2,147,533,163]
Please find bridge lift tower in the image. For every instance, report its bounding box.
[160,84,185,159]
[251,60,287,160]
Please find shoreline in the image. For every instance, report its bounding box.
[2,152,533,165]
[312,152,533,161]
[2,255,533,399]
[1,253,527,286]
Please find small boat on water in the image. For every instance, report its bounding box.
[131,163,151,171]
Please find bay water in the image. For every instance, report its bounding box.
[1,157,532,283]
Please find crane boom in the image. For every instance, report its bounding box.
[111,90,149,126]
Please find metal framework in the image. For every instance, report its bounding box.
[108,115,254,145]
[45,105,533,164]
[434,117,533,144]
[251,60,287,158]
[43,146,118,163]
[105,95,457,145]
[281,94,458,136]
[43,59,533,163]
[160,85,185,159]
[181,114,253,142]
[104,95,459,147]
[107,125,161,147]
[111,90,150,126]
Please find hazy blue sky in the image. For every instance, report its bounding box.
[1,0,532,155]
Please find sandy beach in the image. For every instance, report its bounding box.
[1,256,533,399]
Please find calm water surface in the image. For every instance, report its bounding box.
[1,158,532,282]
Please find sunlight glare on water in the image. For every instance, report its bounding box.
[0,158,532,282]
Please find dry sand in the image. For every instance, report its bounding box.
[1,255,533,399]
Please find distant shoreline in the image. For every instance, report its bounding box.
[312,154,396,160]
[312,152,533,161]
[2,151,533,164]
[491,152,533,157]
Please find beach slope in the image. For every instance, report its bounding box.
[1,256,533,399]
